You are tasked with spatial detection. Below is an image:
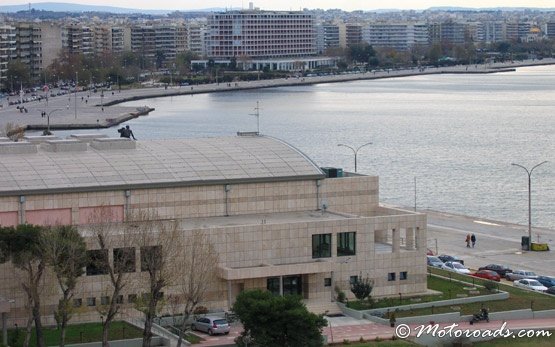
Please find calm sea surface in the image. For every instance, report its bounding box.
[56,65,555,229]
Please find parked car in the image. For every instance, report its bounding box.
[536,276,555,288]
[513,279,547,292]
[546,287,555,295]
[191,316,230,335]
[471,270,501,282]
[478,264,513,278]
[441,261,471,274]
[505,270,538,281]
[438,254,464,265]
[427,256,444,268]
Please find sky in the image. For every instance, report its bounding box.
[4,1,555,11]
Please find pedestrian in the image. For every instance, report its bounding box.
[118,125,137,140]
[471,234,476,248]
[117,127,126,137]
[465,234,471,248]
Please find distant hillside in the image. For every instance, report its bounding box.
[0,2,231,14]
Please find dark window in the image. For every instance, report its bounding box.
[312,233,331,258]
[114,247,136,273]
[337,232,356,256]
[101,296,110,305]
[324,278,332,287]
[86,249,109,276]
[267,277,280,296]
[73,298,82,307]
[400,271,408,280]
[115,295,124,304]
[350,275,358,285]
[87,297,96,306]
[128,294,137,303]
[388,272,396,281]
[141,246,162,272]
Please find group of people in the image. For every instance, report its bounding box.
[466,233,476,248]
[117,125,136,140]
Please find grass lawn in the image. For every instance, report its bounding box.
[6,321,142,347]
[474,330,554,346]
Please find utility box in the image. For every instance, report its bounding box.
[521,236,530,251]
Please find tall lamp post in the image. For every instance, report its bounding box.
[337,142,372,173]
[40,108,62,135]
[511,161,548,251]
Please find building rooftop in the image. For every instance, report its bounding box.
[0,135,324,196]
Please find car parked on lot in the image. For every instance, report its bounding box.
[438,254,464,265]
[441,261,471,274]
[505,270,538,281]
[513,279,547,292]
[536,276,555,288]
[427,256,444,268]
[546,287,555,295]
[471,270,501,282]
[478,264,513,278]
[191,316,230,335]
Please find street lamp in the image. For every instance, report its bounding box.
[511,161,548,251]
[40,108,62,135]
[337,142,372,173]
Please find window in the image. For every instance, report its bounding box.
[350,275,359,285]
[267,277,280,296]
[388,272,396,281]
[101,296,110,305]
[73,298,82,307]
[87,297,96,307]
[86,250,109,276]
[114,247,136,273]
[128,294,137,303]
[337,232,356,256]
[141,246,162,272]
[324,278,332,287]
[115,295,124,304]
[312,233,331,258]
[400,271,408,280]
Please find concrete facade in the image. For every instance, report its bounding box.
[0,135,426,325]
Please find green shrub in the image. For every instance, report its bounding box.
[484,281,497,292]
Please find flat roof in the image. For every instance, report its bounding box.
[0,135,324,196]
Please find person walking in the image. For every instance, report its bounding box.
[465,234,471,248]
[471,234,476,248]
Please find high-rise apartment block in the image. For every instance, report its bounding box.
[316,24,340,54]
[0,25,16,86]
[362,23,428,51]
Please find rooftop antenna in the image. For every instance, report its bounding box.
[249,101,260,135]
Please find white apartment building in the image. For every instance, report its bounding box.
[0,25,16,88]
[316,24,340,54]
[362,23,428,51]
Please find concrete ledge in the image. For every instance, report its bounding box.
[0,141,37,154]
[90,138,136,150]
[23,135,59,143]
[42,140,88,152]
[50,337,169,347]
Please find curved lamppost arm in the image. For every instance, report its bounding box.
[338,142,373,173]
[40,108,63,134]
[511,161,548,250]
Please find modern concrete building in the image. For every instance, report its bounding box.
[38,21,62,70]
[0,25,16,88]
[316,23,340,54]
[362,23,429,51]
[13,22,42,82]
[0,134,427,325]
[62,24,94,56]
[429,21,467,45]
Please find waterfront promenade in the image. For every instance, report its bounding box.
[1,58,554,132]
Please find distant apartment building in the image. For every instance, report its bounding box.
[547,22,555,39]
[13,22,42,82]
[429,21,467,45]
[482,21,504,43]
[504,21,531,41]
[316,23,340,54]
[0,25,16,88]
[38,21,62,70]
[131,23,187,67]
[187,22,206,57]
[345,24,363,47]
[362,23,428,51]
[62,24,94,56]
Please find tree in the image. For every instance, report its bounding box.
[350,274,374,300]
[41,226,87,347]
[175,231,218,347]
[6,60,31,90]
[0,224,47,347]
[348,43,377,65]
[233,290,327,347]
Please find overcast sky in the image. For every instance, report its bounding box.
[5,1,555,11]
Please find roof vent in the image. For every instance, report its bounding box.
[23,135,59,144]
[69,134,109,143]
[0,141,38,154]
[42,139,88,152]
[90,138,136,150]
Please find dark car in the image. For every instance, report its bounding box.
[478,264,513,278]
[471,270,501,282]
[546,287,555,295]
[537,276,555,288]
[438,254,464,265]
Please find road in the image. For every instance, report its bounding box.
[424,209,555,277]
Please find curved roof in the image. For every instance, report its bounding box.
[0,136,324,195]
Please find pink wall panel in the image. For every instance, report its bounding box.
[26,208,72,226]
[0,211,18,227]
[79,205,124,225]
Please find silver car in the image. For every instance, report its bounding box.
[505,270,538,281]
[191,316,230,335]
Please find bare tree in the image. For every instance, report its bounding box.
[1,122,25,141]
[175,230,218,347]
[41,225,87,347]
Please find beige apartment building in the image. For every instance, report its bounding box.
[0,134,426,325]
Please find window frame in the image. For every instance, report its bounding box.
[337,231,356,256]
[312,233,332,258]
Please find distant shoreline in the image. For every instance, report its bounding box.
[3,59,555,131]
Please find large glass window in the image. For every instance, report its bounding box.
[86,250,109,276]
[114,247,136,273]
[267,277,280,296]
[312,233,331,258]
[141,246,162,272]
[337,232,356,256]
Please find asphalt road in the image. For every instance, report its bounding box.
[425,209,555,277]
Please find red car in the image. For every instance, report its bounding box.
[471,270,501,282]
